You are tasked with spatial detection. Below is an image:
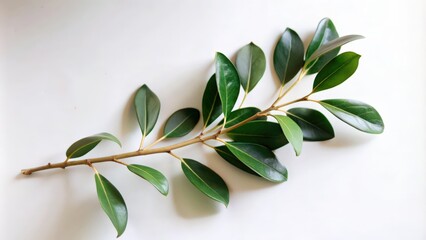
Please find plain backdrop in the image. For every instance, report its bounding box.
[1,0,425,239]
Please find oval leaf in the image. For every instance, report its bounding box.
[127,164,169,196]
[225,142,287,182]
[164,108,200,138]
[181,158,229,206]
[319,99,384,134]
[236,42,266,93]
[66,132,121,159]
[218,107,266,128]
[202,74,222,127]
[312,52,361,93]
[273,115,303,156]
[305,18,340,74]
[273,28,305,85]
[287,108,334,141]
[227,120,288,150]
[214,145,259,176]
[215,52,240,120]
[134,84,161,137]
[305,35,364,68]
[95,173,128,237]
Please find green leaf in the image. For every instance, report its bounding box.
[236,42,266,93]
[215,52,240,120]
[287,108,334,141]
[312,52,361,93]
[95,173,127,237]
[134,84,161,137]
[66,132,121,159]
[227,120,288,150]
[202,74,222,127]
[218,107,266,128]
[305,18,340,74]
[319,99,384,134]
[214,145,259,176]
[225,142,287,183]
[127,164,169,196]
[273,28,305,85]
[164,108,200,138]
[181,158,229,206]
[273,115,303,156]
[305,35,364,68]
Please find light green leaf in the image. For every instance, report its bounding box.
[305,18,340,74]
[305,35,364,68]
[66,132,121,159]
[312,52,361,93]
[319,99,384,134]
[273,115,303,156]
[215,52,240,120]
[181,158,229,206]
[287,108,334,141]
[225,142,287,182]
[164,108,200,138]
[202,74,222,127]
[95,173,127,238]
[134,84,161,137]
[236,42,266,93]
[127,164,169,196]
[273,28,305,85]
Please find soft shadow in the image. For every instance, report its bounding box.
[171,174,220,219]
[121,89,138,138]
[303,31,315,50]
[320,134,374,148]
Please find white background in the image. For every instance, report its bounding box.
[1,0,425,239]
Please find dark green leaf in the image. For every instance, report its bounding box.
[66,132,121,159]
[95,173,127,237]
[305,35,364,68]
[214,145,259,176]
[312,52,361,93]
[225,142,287,182]
[273,28,305,85]
[164,108,200,138]
[227,120,288,150]
[127,164,169,196]
[319,99,384,134]
[215,52,240,119]
[236,42,266,93]
[287,108,334,141]
[306,18,340,74]
[202,74,222,127]
[218,107,266,128]
[273,115,303,156]
[181,158,229,206]
[134,84,161,137]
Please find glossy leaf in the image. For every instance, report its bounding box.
[95,173,127,237]
[273,115,303,156]
[273,28,305,85]
[215,52,240,119]
[66,132,121,159]
[214,145,259,176]
[164,108,200,138]
[202,74,222,127]
[287,108,334,141]
[305,35,364,68]
[134,84,161,137]
[225,142,287,182]
[218,107,266,128]
[313,52,361,93]
[305,18,339,74]
[227,120,288,150]
[127,164,169,196]
[181,158,229,206]
[236,42,266,93]
[319,99,384,134]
